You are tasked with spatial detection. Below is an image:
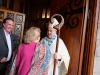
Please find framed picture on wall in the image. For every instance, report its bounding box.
[16,14,23,23]
[6,12,14,19]
[14,24,21,37]
[0,11,4,21]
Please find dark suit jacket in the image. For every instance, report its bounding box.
[0,28,15,70]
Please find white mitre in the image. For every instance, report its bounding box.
[48,18,59,28]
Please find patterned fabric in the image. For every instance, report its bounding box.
[42,35,57,47]
[28,43,51,75]
[9,55,17,75]
[9,43,51,75]
[41,37,70,75]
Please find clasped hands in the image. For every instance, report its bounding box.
[0,57,7,63]
[54,53,62,61]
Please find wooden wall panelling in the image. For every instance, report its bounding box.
[50,0,61,16]
[6,0,10,8]
[13,0,20,12]
[22,2,25,13]
[1,0,20,11]
[1,0,14,10]
[1,0,7,7]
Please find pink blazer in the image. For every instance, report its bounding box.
[16,42,37,75]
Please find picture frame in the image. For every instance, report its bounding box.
[6,12,14,19]
[0,11,4,21]
[16,14,23,23]
[14,24,21,37]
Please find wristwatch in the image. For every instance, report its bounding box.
[58,58,61,61]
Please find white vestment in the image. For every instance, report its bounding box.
[41,37,70,75]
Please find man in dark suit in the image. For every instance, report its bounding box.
[0,17,15,75]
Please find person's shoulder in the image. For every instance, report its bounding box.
[0,28,3,32]
[59,38,65,44]
[35,42,46,51]
[59,38,63,41]
[18,43,25,48]
[17,43,28,51]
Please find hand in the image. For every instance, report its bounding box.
[0,57,7,63]
[54,53,62,60]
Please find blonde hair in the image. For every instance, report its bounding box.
[24,26,41,44]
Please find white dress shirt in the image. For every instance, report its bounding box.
[4,30,12,61]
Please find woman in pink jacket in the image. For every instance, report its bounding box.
[9,26,51,75]
[15,27,40,75]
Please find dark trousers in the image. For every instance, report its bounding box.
[0,64,8,75]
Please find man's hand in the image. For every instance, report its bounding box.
[0,57,7,63]
[54,53,62,60]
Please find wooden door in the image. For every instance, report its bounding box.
[51,0,86,74]
[50,0,99,75]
